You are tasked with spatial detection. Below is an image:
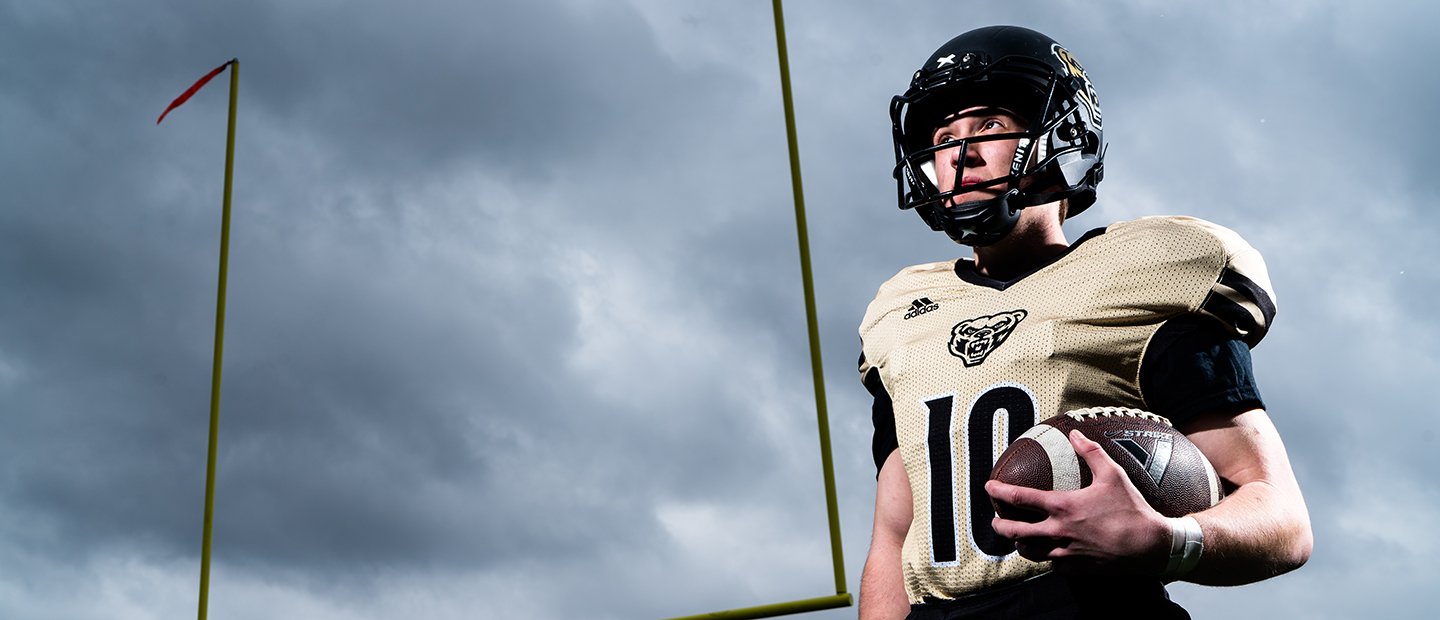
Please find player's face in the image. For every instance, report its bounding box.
[931,107,1025,205]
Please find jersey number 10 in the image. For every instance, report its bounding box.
[923,384,1036,563]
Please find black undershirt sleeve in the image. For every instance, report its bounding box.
[864,365,899,478]
[1140,314,1266,429]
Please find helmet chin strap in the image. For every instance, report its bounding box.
[937,189,1023,246]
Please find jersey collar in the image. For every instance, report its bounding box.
[953,226,1107,290]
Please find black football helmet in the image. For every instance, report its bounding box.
[891,26,1105,246]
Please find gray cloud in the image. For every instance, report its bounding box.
[3,0,1438,618]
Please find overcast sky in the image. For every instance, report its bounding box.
[3,0,1438,618]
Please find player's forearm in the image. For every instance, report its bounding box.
[1181,477,1312,585]
[859,544,910,620]
[1177,409,1313,585]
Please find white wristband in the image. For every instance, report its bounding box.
[1163,516,1204,579]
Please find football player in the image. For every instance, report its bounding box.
[857,26,1312,619]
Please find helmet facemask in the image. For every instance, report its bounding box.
[891,40,1105,246]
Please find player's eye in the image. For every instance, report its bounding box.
[980,118,1005,132]
[933,133,957,146]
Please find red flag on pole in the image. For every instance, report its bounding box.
[155,56,241,620]
[157,60,235,124]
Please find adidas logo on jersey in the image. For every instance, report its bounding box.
[903,297,940,320]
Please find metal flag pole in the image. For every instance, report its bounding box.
[195,58,238,620]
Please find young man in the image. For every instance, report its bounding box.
[857,26,1312,619]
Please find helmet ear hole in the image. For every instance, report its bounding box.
[1059,120,1082,142]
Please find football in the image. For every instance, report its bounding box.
[989,407,1224,521]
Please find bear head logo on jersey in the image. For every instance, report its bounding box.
[948,310,1027,367]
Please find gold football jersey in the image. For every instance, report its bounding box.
[857,216,1276,603]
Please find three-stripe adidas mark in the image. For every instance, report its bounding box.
[904,297,940,320]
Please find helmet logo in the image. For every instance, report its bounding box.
[1051,44,1103,129]
[936,54,956,67]
[1051,45,1088,80]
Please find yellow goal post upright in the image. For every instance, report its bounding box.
[665,1,851,618]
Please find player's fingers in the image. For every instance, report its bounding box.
[985,479,1053,512]
[1067,429,1126,484]
[992,515,1024,540]
[992,514,1063,541]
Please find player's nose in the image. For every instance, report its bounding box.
[960,141,983,168]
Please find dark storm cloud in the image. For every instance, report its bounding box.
[4,0,1440,618]
[5,0,747,563]
[4,6,826,615]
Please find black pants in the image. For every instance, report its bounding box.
[906,573,1191,620]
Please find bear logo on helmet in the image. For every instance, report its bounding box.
[1051,44,1103,129]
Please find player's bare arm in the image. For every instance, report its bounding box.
[860,450,913,620]
[987,408,1312,584]
[1176,408,1312,584]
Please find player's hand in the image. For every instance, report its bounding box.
[985,430,1171,575]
